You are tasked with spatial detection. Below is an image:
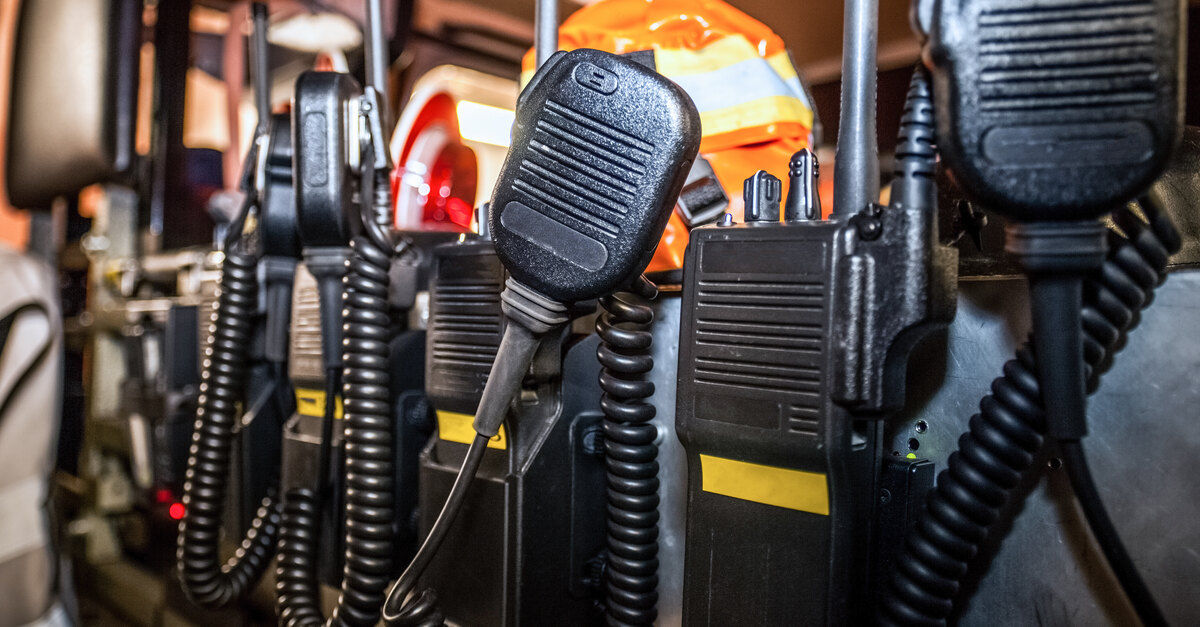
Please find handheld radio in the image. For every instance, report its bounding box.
[675,70,957,625]
[384,47,700,626]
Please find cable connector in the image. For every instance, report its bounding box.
[1005,220,1108,440]
[302,246,353,374]
[469,278,570,438]
[1005,221,1110,276]
[501,278,570,335]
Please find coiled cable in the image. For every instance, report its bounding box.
[276,233,397,627]
[337,233,398,624]
[275,373,341,627]
[177,245,282,607]
[276,487,324,626]
[879,199,1181,626]
[596,276,660,626]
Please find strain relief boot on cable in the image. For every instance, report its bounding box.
[303,248,353,374]
[501,278,571,334]
[470,278,569,439]
[261,257,298,364]
[1004,221,1108,440]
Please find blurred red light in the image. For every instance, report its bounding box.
[169,502,186,520]
[155,489,173,504]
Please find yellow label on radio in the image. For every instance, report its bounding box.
[295,388,343,419]
[437,410,507,450]
[700,454,829,515]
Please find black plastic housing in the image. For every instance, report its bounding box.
[489,48,701,303]
[872,457,935,603]
[292,71,361,247]
[924,0,1184,220]
[261,112,300,258]
[426,239,507,415]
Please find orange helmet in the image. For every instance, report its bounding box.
[521,0,817,271]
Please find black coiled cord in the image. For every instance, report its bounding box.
[177,247,282,607]
[275,376,341,627]
[275,234,397,627]
[276,487,324,626]
[596,276,660,627]
[879,199,1182,626]
[337,233,397,624]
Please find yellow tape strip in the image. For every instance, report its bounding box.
[523,44,793,88]
[437,410,507,450]
[654,35,762,77]
[295,387,343,419]
[699,94,815,140]
[766,51,800,83]
[700,454,829,515]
